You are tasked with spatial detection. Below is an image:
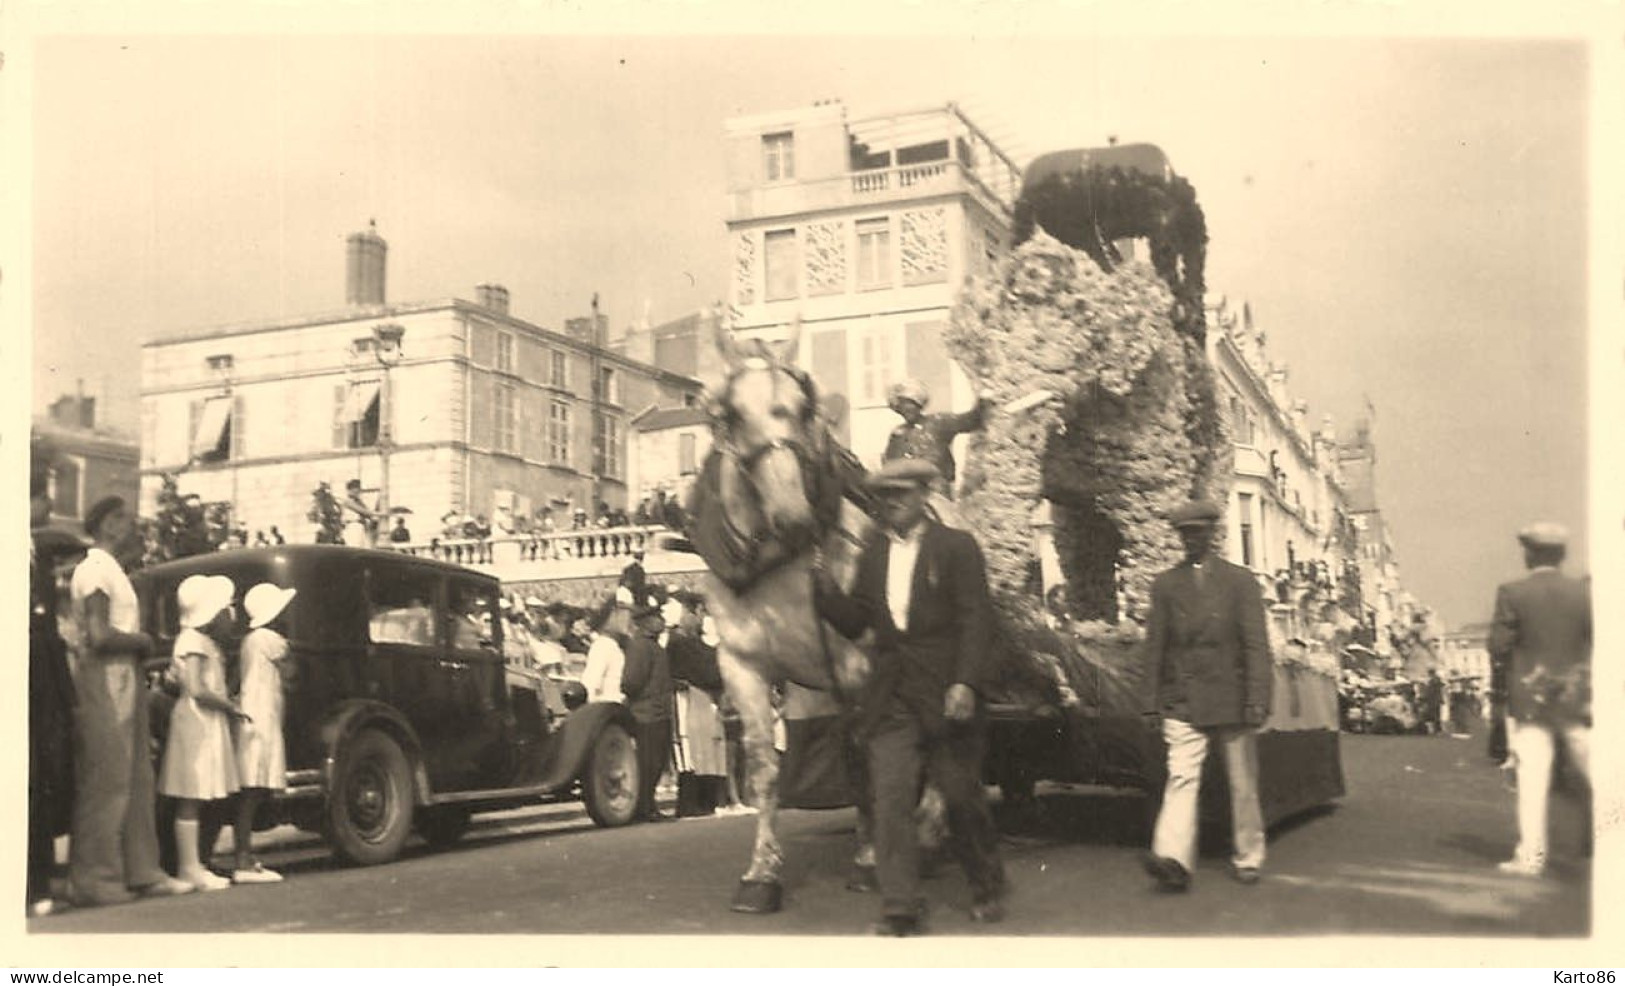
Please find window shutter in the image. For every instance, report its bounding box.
[189,398,203,459]
[333,384,348,449]
[232,393,246,460]
[904,321,952,411]
[809,329,850,445]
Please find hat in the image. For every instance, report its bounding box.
[83,495,128,538]
[866,458,940,491]
[524,595,544,608]
[887,379,930,411]
[631,588,664,621]
[245,583,297,629]
[178,574,236,629]
[346,479,363,490]
[1169,499,1222,528]
[1517,521,1569,548]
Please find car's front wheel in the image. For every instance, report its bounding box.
[582,722,640,828]
[327,728,415,865]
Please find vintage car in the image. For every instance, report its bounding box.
[981,620,1345,838]
[134,545,641,865]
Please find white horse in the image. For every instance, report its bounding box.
[695,315,907,914]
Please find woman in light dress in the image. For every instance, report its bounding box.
[580,591,632,703]
[158,575,246,891]
[231,583,297,884]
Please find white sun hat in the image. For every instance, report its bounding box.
[245,583,298,629]
[178,574,236,629]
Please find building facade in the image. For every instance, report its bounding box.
[626,405,713,508]
[715,100,1023,469]
[140,229,701,542]
[34,392,140,530]
[1207,298,1362,649]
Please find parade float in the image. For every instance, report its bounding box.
[948,148,1345,833]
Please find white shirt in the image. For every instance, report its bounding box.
[580,633,626,703]
[886,524,925,632]
[71,547,139,634]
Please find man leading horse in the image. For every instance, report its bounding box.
[690,310,1004,933]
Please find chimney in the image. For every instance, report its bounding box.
[346,220,388,307]
[476,283,510,315]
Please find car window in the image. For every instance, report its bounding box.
[368,566,438,647]
[446,580,500,654]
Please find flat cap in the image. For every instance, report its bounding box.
[867,458,940,491]
[1168,499,1222,527]
[1517,521,1569,547]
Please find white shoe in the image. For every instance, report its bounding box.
[232,865,284,885]
[1497,855,1546,877]
[137,876,196,898]
[181,869,232,892]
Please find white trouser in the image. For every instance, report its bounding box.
[1152,718,1266,872]
[1508,717,1591,864]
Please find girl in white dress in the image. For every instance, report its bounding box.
[159,575,245,891]
[232,583,297,884]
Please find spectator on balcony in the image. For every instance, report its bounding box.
[634,498,652,527]
[341,480,379,547]
[268,526,285,546]
[389,516,412,544]
[494,505,515,537]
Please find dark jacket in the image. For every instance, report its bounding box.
[882,405,987,487]
[1143,556,1273,728]
[667,630,722,694]
[1487,568,1590,725]
[816,519,995,736]
[621,630,674,723]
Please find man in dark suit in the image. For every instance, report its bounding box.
[1141,499,1273,892]
[620,590,675,823]
[1488,522,1590,877]
[814,459,1005,936]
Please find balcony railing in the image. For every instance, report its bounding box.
[385,524,675,568]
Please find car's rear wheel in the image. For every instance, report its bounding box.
[582,722,639,828]
[327,728,415,865]
[415,806,473,849]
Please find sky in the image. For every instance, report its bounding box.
[28,33,1593,628]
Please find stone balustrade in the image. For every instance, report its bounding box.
[385,524,675,568]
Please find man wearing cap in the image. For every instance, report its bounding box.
[620,589,675,822]
[1140,499,1273,893]
[881,379,992,501]
[68,496,194,905]
[813,457,1005,935]
[1488,522,1591,877]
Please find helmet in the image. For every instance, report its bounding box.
[887,379,930,411]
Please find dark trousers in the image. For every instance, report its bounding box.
[27,789,57,905]
[868,713,1003,917]
[634,718,672,819]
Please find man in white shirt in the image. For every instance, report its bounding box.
[68,496,194,906]
[814,459,1004,936]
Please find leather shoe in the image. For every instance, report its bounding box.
[642,811,673,823]
[1141,852,1190,893]
[1229,865,1261,886]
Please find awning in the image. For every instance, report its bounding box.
[191,397,233,458]
[341,381,381,423]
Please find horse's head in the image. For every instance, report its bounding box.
[712,313,821,540]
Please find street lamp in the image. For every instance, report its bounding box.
[366,324,406,520]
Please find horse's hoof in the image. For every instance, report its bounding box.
[730,879,783,914]
[845,865,879,894]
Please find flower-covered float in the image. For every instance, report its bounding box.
[947,157,1344,835]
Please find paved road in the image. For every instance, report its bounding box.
[30,733,1588,938]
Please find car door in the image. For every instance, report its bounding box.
[442,577,514,789]
[363,563,484,793]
